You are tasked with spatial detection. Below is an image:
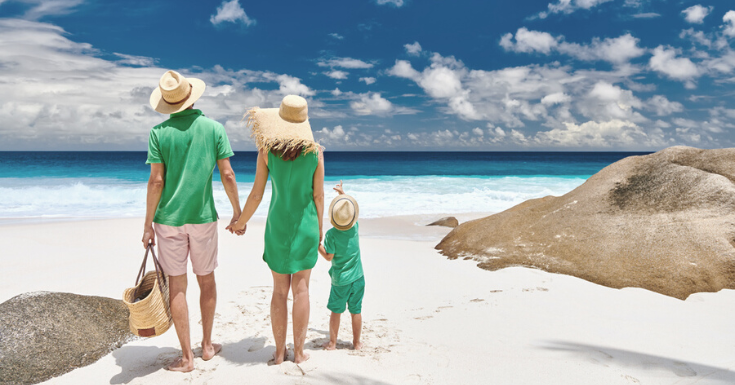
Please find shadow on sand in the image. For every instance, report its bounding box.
[109,345,178,384]
[542,341,735,383]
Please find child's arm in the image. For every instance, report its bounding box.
[318,244,334,262]
[334,180,345,195]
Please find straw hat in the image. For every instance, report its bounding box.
[329,194,359,231]
[149,70,206,114]
[245,95,319,154]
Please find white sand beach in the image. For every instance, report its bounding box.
[2,216,735,385]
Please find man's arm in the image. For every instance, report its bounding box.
[218,158,241,233]
[142,163,165,247]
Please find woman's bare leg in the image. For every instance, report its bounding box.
[291,269,312,363]
[270,271,291,364]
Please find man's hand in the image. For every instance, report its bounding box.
[142,225,155,248]
[333,180,345,195]
[226,215,246,236]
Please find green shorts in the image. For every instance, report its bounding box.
[327,276,365,314]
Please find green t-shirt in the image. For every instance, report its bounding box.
[146,109,234,227]
[324,222,363,286]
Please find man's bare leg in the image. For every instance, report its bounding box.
[270,271,291,365]
[291,269,312,364]
[167,274,195,372]
[322,312,340,350]
[197,272,221,361]
[351,313,363,350]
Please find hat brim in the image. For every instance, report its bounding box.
[149,78,206,114]
[247,107,319,154]
[329,194,359,231]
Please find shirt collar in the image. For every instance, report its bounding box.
[170,109,203,118]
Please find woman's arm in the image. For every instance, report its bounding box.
[313,150,325,243]
[232,150,269,235]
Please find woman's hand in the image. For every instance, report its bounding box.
[333,180,344,195]
[226,216,247,236]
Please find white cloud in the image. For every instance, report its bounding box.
[0,19,318,150]
[360,77,376,85]
[682,5,712,24]
[2,0,84,20]
[404,41,422,56]
[349,92,417,116]
[645,95,684,116]
[387,60,421,80]
[350,93,394,116]
[315,125,346,141]
[533,119,663,148]
[632,13,661,19]
[324,70,348,80]
[649,46,700,87]
[329,33,344,40]
[331,88,342,96]
[376,0,404,6]
[210,0,255,27]
[541,92,571,105]
[558,34,646,65]
[500,28,558,54]
[472,127,484,136]
[317,57,374,69]
[680,28,713,48]
[113,53,157,67]
[537,0,614,19]
[724,11,735,37]
[501,29,645,65]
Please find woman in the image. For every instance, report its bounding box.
[232,95,324,364]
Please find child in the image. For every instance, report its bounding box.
[318,181,364,350]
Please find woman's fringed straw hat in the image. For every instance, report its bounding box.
[245,95,319,154]
[329,194,359,231]
[149,70,206,114]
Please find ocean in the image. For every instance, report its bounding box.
[0,151,650,221]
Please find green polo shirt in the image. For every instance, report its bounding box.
[146,109,234,227]
[324,222,363,286]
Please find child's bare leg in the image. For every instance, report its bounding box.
[323,312,340,350]
[351,313,362,350]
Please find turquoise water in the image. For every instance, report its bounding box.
[0,151,649,220]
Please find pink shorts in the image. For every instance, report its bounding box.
[154,222,218,276]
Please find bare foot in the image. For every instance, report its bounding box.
[322,341,336,350]
[165,357,194,373]
[202,343,222,361]
[268,350,288,366]
[353,341,363,350]
[294,351,310,364]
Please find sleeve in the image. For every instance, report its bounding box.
[216,124,235,160]
[146,130,162,164]
[324,230,335,254]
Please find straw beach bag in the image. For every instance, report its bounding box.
[122,244,172,337]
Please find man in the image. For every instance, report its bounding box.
[142,70,241,372]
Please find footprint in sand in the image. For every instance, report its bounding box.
[435,306,453,313]
[280,361,305,376]
[414,315,433,320]
[248,339,265,352]
[622,374,640,384]
[470,298,485,303]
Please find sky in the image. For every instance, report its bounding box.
[1,0,735,151]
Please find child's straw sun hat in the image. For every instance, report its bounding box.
[149,70,206,114]
[245,95,320,154]
[329,194,359,231]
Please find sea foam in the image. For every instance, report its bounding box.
[0,176,585,220]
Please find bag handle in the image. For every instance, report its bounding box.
[133,243,168,299]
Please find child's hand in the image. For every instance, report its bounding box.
[333,180,345,195]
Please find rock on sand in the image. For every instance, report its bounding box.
[0,292,133,385]
[427,216,459,228]
[436,146,735,300]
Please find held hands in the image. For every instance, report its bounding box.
[142,225,155,248]
[333,180,345,195]
[226,215,247,236]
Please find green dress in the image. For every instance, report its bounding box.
[263,150,320,274]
